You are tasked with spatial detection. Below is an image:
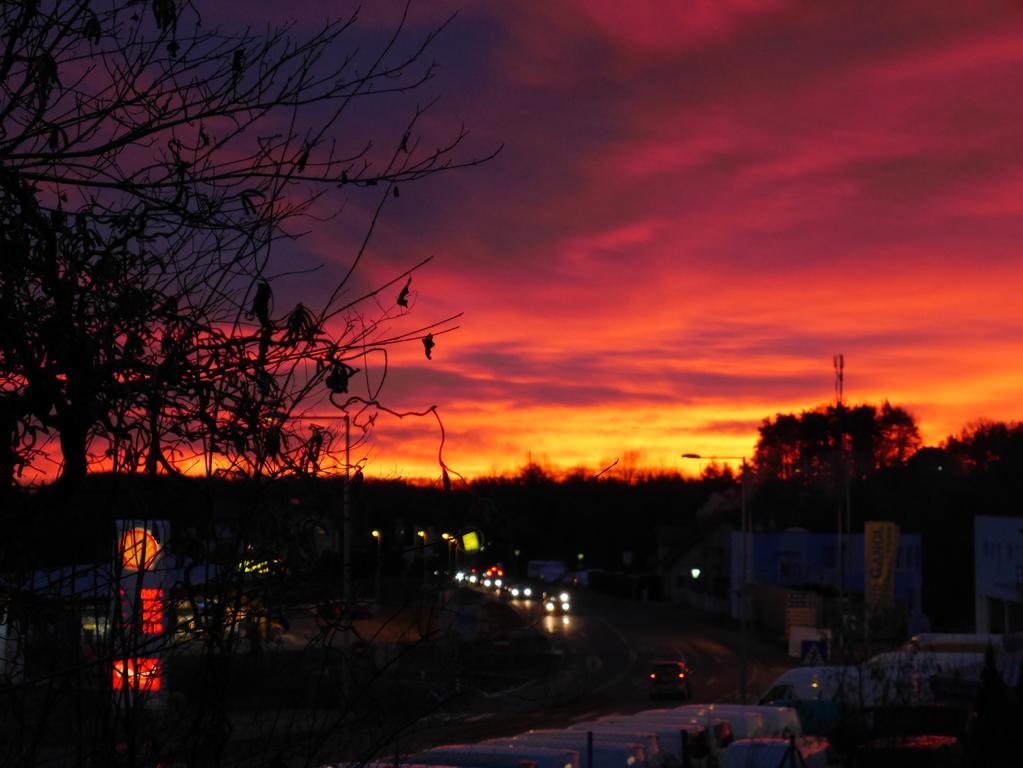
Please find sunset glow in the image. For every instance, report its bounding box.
[289,1,1023,479]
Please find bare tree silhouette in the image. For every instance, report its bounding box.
[0,1,502,765]
[0,0,496,491]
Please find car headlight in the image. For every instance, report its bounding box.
[483,579,492,587]
[523,588,532,597]
[511,588,520,597]
[559,592,569,603]
[545,602,555,612]
[468,575,478,583]
[455,572,465,581]
[495,579,502,587]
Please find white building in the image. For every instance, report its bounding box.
[974,516,1023,633]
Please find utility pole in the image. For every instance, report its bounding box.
[834,354,845,598]
[342,413,352,701]
[372,530,382,607]
[739,457,749,705]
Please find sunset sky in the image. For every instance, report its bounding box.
[264,1,1023,479]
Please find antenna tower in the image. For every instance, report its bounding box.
[833,353,844,406]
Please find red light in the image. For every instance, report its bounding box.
[678,672,686,679]
[498,569,504,577]
[112,658,161,692]
[649,673,656,679]
[140,588,164,634]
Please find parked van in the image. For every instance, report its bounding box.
[554,728,659,758]
[495,732,646,768]
[575,719,708,766]
[758,666,864,734]
[411,751,537,768]
[722,737,829,768]
[419,745,578,768]
[597,714,731,766]
[683,704,800,737]
[643,706,765,740]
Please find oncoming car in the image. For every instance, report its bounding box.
[541,590,572,615]
[507,584,535,600]
[648,659,692,699]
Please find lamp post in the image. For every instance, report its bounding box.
[417,529,428,585]
[682,452,751,704]
[371,530,382,606]
[439,535,456,576]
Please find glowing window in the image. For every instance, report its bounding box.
[112,658,161,692]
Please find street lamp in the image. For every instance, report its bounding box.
[371,530,382,606]
[417,530,427,584]
[441,532,457,573]
[682,452,751,704]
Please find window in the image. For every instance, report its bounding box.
[761,684,792,704]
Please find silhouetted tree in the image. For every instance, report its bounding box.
[753,402,921,486]
[0,0,493,492]
[0,1,496,765]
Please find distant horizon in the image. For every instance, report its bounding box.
[274,2,1023,484]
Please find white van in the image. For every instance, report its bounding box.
[411,750,537,768]
[722,737,829,768]
[680,705,800,737]
[758,666,863,705]
[574,719,708,766]
[597,714,730,766]
[555,728,660,759]
[642,707,765,740]
[420,745,579,768]
[495,732,646,768]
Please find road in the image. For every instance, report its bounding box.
[397,586,795,752]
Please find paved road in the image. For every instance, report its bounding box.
[396,587,794,752]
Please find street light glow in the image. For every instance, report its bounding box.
[371,529,381,539]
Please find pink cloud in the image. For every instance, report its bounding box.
[270,2,1023,477]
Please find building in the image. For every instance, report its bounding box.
[730,528,924,632]
[975,515,1023,634]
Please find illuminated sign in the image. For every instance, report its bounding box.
[112,657,161,692]
[120,527,161,571]
[461,531,480,552]
[239,558,279,574]
[140,588,164,634]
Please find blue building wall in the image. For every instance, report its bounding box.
[729,529,923,619]
[974,515,1023,633]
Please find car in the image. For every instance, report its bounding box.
[648,659,692,699]
[541,590,572,615]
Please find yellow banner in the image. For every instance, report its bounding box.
[865,521,899,616]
